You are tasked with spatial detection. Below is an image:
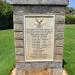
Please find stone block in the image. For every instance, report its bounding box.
[15,40,24,48]
[16,48,24,55]
[13,0,68,5]
[13,15,24,24]
[55,24,64,32]
[53,68,63,75]
[14,32,24,40]
[55,40,64,47]
[54,55,63,62]
[16,55,25,62]
[16,62,25,69]
[55,32,64,40]
[55,15,65,24]
[55,47,63,55]
[14,24,23,32]
[16,69,22,75]
[13,6,25,15]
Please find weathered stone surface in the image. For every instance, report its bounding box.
[13,0,67,72]
[31,6,50,13]
[16,55,25,62]
[54,55,63,62]
[13,15,24,24]
[55,47,63,55]
[55,32,64,40]
[16,62,62,70]
[13,6,66,14]
[53,68,63,75]
[55,15,65,21]
[22,70,26,75]
[16,68,63,75]
[16,62,25,69]
[12,0,68,5]
[13,6,31,15]
[55,15,65,24]
[16,69,23,75]
[24,15,55,62]
[55,24,64,32]
[55,40,64,47]
[13,6,25,15]
[33,62,62,69]
[14,24,23,32]
[31,6,65,14]
[14,32,23,40]
[53,7,66,14]
[16,48,24,55]
[15,40,24,48]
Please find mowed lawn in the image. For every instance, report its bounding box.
[0,30,15,75]
[0,25,75,75]
[64,24,75,75]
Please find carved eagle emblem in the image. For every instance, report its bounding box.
[35,18,44,28]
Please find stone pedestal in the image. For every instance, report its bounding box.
[12,0,68,75]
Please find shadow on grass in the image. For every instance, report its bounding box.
[0,25,13,30]
[63,59,67,68]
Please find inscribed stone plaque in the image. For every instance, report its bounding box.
[24,15,55,62]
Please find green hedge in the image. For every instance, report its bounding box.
[65,15,75,24]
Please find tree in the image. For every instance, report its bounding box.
[0,0,13,30]
[66,7,75,15]
[0,0,12,16]
[65,7,75,24]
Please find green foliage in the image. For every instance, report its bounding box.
[65,7,75,24]
[66,7,75,15]
[0,0,12,16]
[0,0,13,30]
[65,14,75,24]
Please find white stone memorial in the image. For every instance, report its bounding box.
[24,15,55,62]
[12,0,69,75]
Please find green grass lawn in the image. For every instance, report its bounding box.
[64,24,75,75]
[0,30,15,75]
[0,25,75,75]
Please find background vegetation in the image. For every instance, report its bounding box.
[0,0,75,30]
[65,15,75,24]
[0,0,13,30]
[66,7,75,24]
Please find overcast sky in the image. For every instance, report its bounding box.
[6,0,75,8]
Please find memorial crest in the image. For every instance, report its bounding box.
[35,18,44,28]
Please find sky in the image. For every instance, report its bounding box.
[6,0,75,8]
[69,0,75,8]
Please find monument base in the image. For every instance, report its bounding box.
[11,68,68,75]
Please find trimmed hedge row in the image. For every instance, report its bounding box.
[65,15,75,24]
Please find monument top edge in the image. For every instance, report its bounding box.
[12,0,69,5]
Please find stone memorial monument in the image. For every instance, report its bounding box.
[12,0,68,75]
